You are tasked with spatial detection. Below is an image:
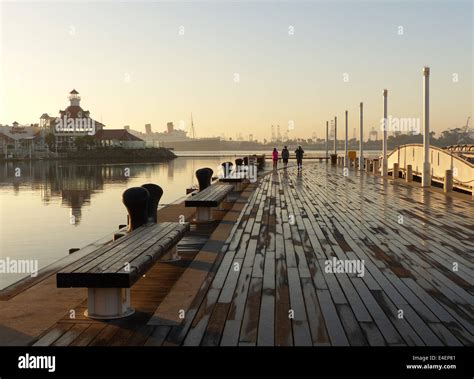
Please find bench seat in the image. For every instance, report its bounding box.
[184,184,234,221]
[56,222,189,319]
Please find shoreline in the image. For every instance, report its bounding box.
[0,147,177,163]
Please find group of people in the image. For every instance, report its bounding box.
[272,145,305,170]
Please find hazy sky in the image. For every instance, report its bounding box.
[0,0,472,141]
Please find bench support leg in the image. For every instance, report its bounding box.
[159,246,181,262]
[196,207,213,222]
[85,288,134,319]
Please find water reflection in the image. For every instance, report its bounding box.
[0,159,201,225]
[0,156,232,289]
[2,162,124,224]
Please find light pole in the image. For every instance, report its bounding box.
[359,102,364,171]
[344,110,348,167]
[422,66,431,187]
[334,116,337,155]
[326,121,329,158]
[382,89,388,176]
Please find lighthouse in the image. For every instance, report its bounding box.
[69,89,81,106]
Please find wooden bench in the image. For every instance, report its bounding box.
[219,176,247,192]
[185,184,234,221]
[219,165,257,190]
[57,222,189,319]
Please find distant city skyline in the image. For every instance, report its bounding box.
[0,1,472,141]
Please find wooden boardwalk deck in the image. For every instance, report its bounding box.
[29,163,473,346]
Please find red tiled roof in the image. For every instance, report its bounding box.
[59,106,90,119]
[94,129,143,141]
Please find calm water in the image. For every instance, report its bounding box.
[0,156,236,289]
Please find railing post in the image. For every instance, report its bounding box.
[373,159,379,175]
[444,169,453,192]
[393,163,399,179]
[406,164,413,182]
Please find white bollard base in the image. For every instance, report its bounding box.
[159,246,181,262]
[195,207,213,222]
[85,288,134,319]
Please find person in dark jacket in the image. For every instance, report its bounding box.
[295,146,304,170]
[281,146,290,168]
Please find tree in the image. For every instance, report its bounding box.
[84,135,96,149]
[75,135,95,150]
[45,133,55,150]
[74,136,86,150]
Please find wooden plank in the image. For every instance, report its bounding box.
[220,320,241,346]
[275,238,293,346]
[257,250,276,346]
[69,323,107,346]
[316,289,349,346]
[32,323,73,346]
[300,278,330,345]
[51,323,90,346]
[239,278,262,344]
[144,326,171,346]
[88,324,120,346]
[201,302,230,346]
[336,304,368,346]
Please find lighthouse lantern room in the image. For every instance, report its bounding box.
[69,89,81,106]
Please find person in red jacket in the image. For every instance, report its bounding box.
[272,148,279,169]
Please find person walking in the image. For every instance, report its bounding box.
[281,146,290,168]
[295,145,304,170]
[272,147,279,169]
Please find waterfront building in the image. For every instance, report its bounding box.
[94,129,145,149]
[40,89,105,151]
[0,122,45,158]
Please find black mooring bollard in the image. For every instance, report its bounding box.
[235,158,244,172]
[141,183,163,223]
[221,161,233,177]
[196,168,213,191]
[122,187,149,232]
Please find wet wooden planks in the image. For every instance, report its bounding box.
[175,164,473,346]
[31,164,473,346]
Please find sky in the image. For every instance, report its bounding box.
[0,0,472,141]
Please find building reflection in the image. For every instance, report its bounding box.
[0,157,230,225]
[0,161,156,224]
